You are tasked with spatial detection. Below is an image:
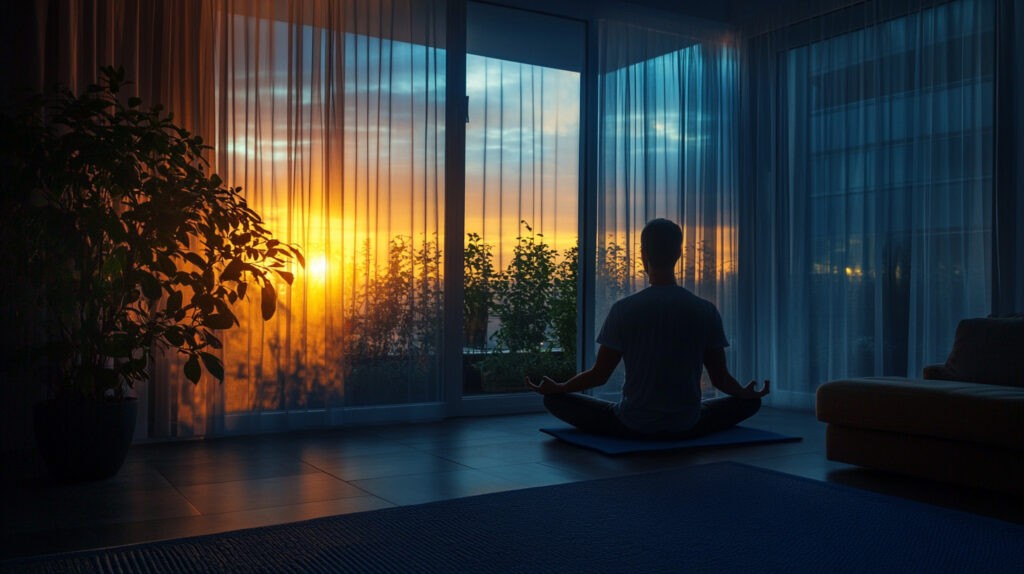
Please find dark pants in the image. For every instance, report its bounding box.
[543,393,762,440]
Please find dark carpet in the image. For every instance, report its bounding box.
[3,462,1021,573]
[540,425,801,454]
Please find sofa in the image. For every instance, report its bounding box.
[816,316,1024,496]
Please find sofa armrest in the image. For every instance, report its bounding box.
[922,363,956,380]
[939,316,1024,387]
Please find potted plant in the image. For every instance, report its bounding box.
[0,66,303,481]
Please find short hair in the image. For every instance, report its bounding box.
[640,218,682,269]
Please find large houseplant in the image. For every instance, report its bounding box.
[1,66,302,480]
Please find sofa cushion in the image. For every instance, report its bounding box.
[816,377,1024,451]
[927,316,1024,388]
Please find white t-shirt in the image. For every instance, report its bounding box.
[597,285,729,433]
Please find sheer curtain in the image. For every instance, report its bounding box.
[14,0,217,439]
[21,0,447,437]
[1011,0,1024,313]
[201,0,446,435]
[24,0,213,113]
[595,22,740,398]
[741,0,995,408]
[461,3,584,394]
[463,56,581,292]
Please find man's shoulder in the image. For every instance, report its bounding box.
[617,286,720,314]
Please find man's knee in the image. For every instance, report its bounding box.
[722,395,761,420]
[743,396,762,417]
[543,393,584,420]
[542,394,567,412]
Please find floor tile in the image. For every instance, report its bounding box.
[477,462,594,488]
[154,455,319,487]
[177,472,367,515]
[294,438,419,460]
[306,451,470,482]
[429,439,573,469]
[350,468,523,506]
[2,484,198,533]
[180,495,397,535]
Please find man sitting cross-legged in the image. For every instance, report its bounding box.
[526,218,769,439]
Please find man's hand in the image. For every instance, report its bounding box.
[742,380,771,399]
[525,376,566,395]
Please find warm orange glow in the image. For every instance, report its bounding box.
[308,254,329,281]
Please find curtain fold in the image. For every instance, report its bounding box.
[29,0,214,124]
[741,0,995,408]
[595,22,740,398]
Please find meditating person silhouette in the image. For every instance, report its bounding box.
[526,218,769,439]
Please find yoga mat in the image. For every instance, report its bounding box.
[540,424,801,455]
[4,462,1022,574]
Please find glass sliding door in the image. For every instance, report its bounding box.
[206,0,447,435]
[462,4,585,397]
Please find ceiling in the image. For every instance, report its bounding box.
[623,0,782,24]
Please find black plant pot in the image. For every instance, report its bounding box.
[32,397,138,482]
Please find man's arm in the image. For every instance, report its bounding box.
[702,347,770,399]
[525,345,623,395]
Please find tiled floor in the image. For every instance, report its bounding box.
[2,407,1021,560]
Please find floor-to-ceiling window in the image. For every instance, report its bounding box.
[202,0,447,434]
[198,3,745,426]
[461,3,584,399]
[745,0,995,408]
[11,0,1019,447]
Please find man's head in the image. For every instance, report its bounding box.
[640,218,683,270]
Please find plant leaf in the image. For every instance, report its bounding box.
[220,258,245,282]
[204,313,235,330]
[183,355,201,384]
[166,290,183,314]
[164,327,184,347]
[137,271,162,300]
[199,352,224,382]
[184,252,206,268]
[203,331,223,349]
[261,282,277,320]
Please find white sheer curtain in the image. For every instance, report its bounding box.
[741,0,995,408]
[595,22,740,398]
[458,4,584,395]
[464,56,580,277]
[461,55,582,391]
[203,0,446,434]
